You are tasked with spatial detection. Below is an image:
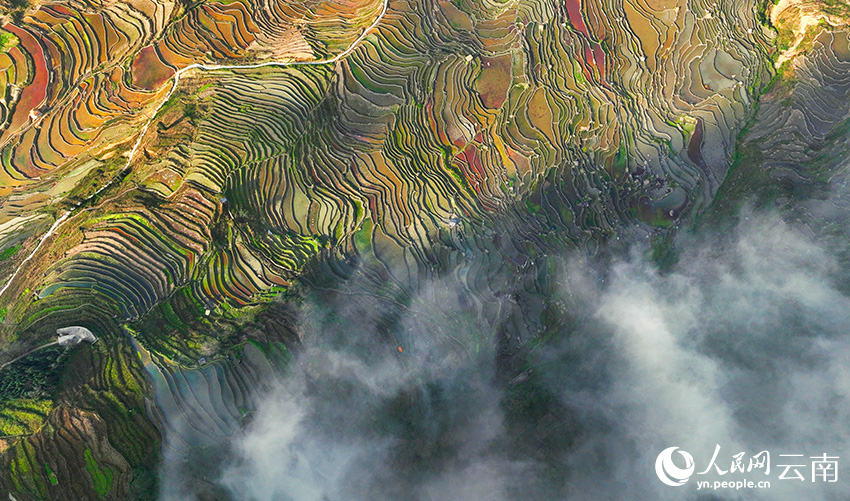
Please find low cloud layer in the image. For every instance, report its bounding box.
[552,211,850,500]
[162,208,850,500]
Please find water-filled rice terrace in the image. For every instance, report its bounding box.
[0,0,848,497]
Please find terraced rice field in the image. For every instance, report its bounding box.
[0,0,848,498]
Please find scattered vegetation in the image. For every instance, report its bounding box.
[84,448,114,498]
[0,345,67,401]
[0,399,51,436]
[0,245,21,260]
[44,463,58,485]
[0,31,18,53]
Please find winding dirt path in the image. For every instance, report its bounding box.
[0,340,58,372]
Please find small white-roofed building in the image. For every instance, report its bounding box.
[56,326,97,346]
